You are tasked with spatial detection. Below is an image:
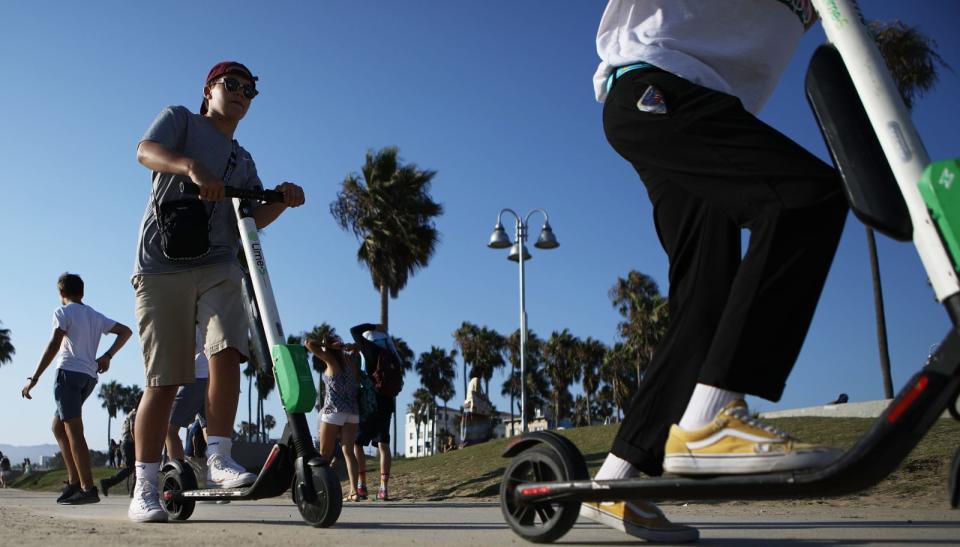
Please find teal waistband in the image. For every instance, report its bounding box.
[606,62,654,93]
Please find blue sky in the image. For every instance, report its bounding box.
[1,1,958,450]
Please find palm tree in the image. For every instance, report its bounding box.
[601,343,633,421]
[119,384,143,414]
[503,328,543,431]
[0,321,14,366]
[415,346,457,454]
[543,329,582,428]
[503,348,552,424]
[98,380,124,447]
[330,147,443,331]
[255,368,275,442]
[861,20,951,399]
[242,359,257,441]
[573,395,591,427]
[577,337,606,427]
[263,414,276,440]
[609,271,669,388]
[452,322,481,398]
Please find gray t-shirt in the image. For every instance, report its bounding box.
[134,106,263,275]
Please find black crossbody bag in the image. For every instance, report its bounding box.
[152,143,238,261]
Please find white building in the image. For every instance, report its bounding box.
[405,405,462,458]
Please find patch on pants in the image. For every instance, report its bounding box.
[637,85,667,114]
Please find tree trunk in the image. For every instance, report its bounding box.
[554,392,560,429]
[867,228,895,399]
[379,284,389,331]
[585,390,592,427]
[509,379,515,437]
[106,414,112,453]
[247,376,253,441]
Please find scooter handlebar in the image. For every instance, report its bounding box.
[179,181,285,203]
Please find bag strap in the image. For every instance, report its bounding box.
[151,140,239,229]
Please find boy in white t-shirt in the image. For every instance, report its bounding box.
[22,273,133,505]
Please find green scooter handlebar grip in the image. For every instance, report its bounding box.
[272,344,317,414]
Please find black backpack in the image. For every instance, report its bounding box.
[371,348,404,397]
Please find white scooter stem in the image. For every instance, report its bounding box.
[811,0,958,301]
[234,198,285,349]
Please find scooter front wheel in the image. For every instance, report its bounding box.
[293,465,342,527]
[160,463,197,521]
[500,445,581,543]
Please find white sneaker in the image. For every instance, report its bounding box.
[207,454,257,489]
[127,480,168,523]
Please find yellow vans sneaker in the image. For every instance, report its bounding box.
[579,500,699,543]
[663,400,840,475]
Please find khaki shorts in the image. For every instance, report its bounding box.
[133,262,249,387]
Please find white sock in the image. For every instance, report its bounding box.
[594,453,640,480]
[134,461,160,486]
[206,436,231,458]
[678,383,743,431]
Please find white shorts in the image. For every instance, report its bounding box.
[321,411,359,426]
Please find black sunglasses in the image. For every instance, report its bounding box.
[212,77,259,99]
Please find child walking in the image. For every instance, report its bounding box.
[22,272,132,504]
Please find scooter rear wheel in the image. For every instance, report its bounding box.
[160,465,197,521]
[500,445,581,543]
[293,465,342,527]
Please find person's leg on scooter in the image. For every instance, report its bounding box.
[198,267,256,489]
[129,267,199,521]
[205,347,256,488]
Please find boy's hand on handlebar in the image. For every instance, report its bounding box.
[275,182,305,208]
[188,162,226,201]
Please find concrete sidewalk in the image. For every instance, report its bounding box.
[1,488,959,546]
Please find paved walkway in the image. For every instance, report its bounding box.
[1,488,958,545]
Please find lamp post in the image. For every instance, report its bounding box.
[488,208,559,434]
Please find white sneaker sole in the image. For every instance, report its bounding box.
[207,473,256,489]
[128,508,168,523]
[664,448,841,475]
[579,503,699,543]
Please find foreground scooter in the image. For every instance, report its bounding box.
[159,184,341,527]
[500,0,960,542]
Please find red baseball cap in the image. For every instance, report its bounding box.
[200,61,259,115]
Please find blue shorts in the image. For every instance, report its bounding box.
[54,369,97,421]
[169,378,208,428]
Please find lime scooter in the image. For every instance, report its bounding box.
[499,0,960,542]
[158,184,342,527]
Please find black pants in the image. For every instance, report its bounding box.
[604,69,848,476]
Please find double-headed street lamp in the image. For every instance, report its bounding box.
[488,208,559,434]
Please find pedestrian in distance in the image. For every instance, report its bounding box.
[129,60,305,522]
[0,454,10,488]
[100,394,140,497]
[108,439,118,468]
[304,333,362,502]
[350,323,402,501]
[21,272,133,505]
[583,0,848,542]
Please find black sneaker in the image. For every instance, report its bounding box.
[56,482,80,504]
[99,478,110,497]
[62,486,100,505]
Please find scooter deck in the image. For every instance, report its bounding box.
[510,328,960,505]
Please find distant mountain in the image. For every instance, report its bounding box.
[0,443,59,465]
